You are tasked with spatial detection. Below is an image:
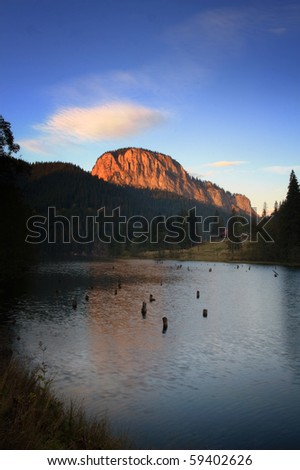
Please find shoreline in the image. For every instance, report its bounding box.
[0,359,131,450]
[37,248,300,268]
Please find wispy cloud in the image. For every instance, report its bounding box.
[36,102,166,141]
[164,3,300,63]
[188,170,214,179]
[48,72,148,107]
[164,8,247,59]
[268,27,287,35]
[263,165,300,175]
[19,138,51,155]
[22,101,167,153]
[205,161,247,168]
[48,66,209,111]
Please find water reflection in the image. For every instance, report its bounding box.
[1,260,300,449]
[278,267,300,382]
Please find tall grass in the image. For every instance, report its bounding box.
[0,359,131,449]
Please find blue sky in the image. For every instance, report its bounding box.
[1,0,300,213]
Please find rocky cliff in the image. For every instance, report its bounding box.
[91,148,253,214]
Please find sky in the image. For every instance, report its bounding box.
[1,0,300,213]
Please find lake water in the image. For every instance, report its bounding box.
[2,259,300,449]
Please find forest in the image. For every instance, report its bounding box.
[1,115,300,280]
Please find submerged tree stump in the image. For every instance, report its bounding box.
[162,316,168,333]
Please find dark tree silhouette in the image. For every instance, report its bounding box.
[278,170,300,257]
[0,117,36,280]
[285,170,300,208]
[0,115,20,158]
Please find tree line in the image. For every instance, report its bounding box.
[1,114,300,279]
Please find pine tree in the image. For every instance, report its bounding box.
[285,170,300,208]
[0,115,20,158]
[278,170,300,257]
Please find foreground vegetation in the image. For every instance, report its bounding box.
[0,360,130,450]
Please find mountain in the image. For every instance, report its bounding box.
[92,147,253,214]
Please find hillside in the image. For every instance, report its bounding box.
[92,147,253,214]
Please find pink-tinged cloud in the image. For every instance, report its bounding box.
[19,138,51,155]
[35,102,166,142]
[206,160,247,168]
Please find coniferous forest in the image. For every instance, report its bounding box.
[1,115,300,280]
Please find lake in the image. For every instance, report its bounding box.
[1,259,300,449]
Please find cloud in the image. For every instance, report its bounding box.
[263,165,300,175]
[27,102,167,149]
[48,72,146,106]
[188,170,214,179]
[164,8,247,58]
[186,161,247,181]
[21,101,167,156]
[205,161,247,168]
[37,102,166,141]
[268,27,287,35]
[19,138,51,155]
[164,4,300,64]
[48,66,209,112]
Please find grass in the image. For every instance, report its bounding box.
[137,242,233,262]
[0,359,131,450]
[136,242,299,266]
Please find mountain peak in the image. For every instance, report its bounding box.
[91,147,253,214]
[92,147,184,189]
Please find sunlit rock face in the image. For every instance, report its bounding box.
[92,147,253,214]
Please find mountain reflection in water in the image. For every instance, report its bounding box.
[3,259,300,449]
